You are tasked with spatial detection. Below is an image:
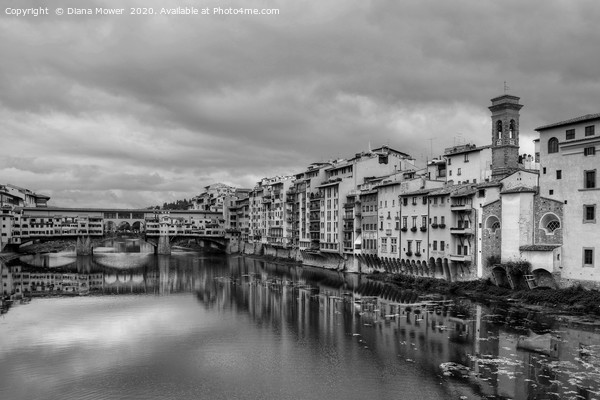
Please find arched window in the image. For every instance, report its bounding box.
[548,137,559,154]
[485,215,501,233]
[496,120,503,140]
[509,120,516,139]
[540,213,561,235]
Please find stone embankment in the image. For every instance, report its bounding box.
[227,240,352,271]
[370,272,600,323]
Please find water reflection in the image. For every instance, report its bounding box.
[2,247,600,400]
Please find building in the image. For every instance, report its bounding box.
[191,183,237,212]
[0,184,50,208]
[444,144,492,185]
[535,113,600,286]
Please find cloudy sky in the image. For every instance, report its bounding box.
[1,0,599,208]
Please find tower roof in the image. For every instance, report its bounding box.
[489,94,523,112]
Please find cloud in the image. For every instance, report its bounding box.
[1,0,599,207]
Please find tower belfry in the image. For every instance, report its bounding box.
[489,94,522,177]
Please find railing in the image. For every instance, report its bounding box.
[450,204,472,211]
[450,227,474,235]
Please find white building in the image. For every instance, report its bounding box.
[536,113,600,285]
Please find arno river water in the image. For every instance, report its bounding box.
[1,239,599,400]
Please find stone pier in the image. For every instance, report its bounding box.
[76,236,93,256]
[156,235,171,255]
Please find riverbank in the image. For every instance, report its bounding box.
[369,273,600,323]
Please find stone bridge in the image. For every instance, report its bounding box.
[15,207,228,255]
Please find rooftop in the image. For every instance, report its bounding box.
[501,186,538,195]
[535,113,600,131]
[444,144,490,156]
[519,244,561,252]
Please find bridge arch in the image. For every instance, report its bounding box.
[117,221,131,232]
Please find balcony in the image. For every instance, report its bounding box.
[420,226,427,232]
[410,227,417,232]
[450,254,472,262]
[401,227,407,232]
[450,227,474,235]
[431,223,438,229]
[450,204,472,212]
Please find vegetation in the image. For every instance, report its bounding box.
[369,273,600,317]
[148,198,193,210]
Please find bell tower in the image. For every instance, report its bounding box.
[489,94,522,177]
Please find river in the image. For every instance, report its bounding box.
[0,238,599,400]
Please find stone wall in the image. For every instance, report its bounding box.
[534,196,564,245]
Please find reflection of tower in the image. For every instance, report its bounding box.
[76,255,93,274]
[158,255,170,295]
[489,94,523,177]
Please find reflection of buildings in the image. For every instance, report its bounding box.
[191,257,600,399]
[1,265,105,298]
[1,252,210,299]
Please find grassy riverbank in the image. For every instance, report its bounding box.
[369,273,600,318]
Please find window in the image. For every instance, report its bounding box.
[403,198,408,206]
[547,220,560,232]
[496,120,503,139]
[412,216,417,227]
[433,241,437,251]
[447,158,451,166]
[556,170,562,179]
[412,197,417,205]
[440,240,445,250]
[441,216,445,225]
[566,129,575,140]
[585,125,595,137]
[585,170,596,189]
[584,147,596,156]
[449,170,452,176]
[583,248,594,267]
[549,190,554,195]
[486,216,501,232]
[433,197,438,205]
[540,213,561,234]
[416,241,421,253]
[422,197,427,205]
[422,216,427,226]
[584,205,596,223]
[457,168,462,176]
[407,241,412,252]
[402,216,407,228]
[548,137,559,153]
[543,167,547,174]
[464,153,469,162]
